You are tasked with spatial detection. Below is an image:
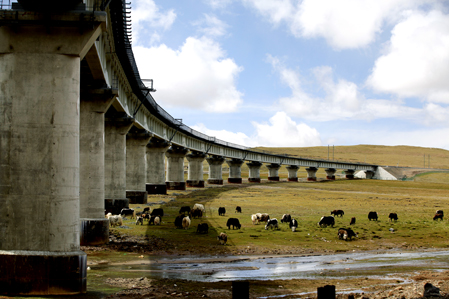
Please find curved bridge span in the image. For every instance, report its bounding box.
[0,0,378,295]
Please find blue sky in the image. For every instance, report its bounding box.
[132,0,449,150]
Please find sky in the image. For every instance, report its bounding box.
[131,0,449,150]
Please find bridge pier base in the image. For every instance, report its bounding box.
[207,155,226,185]
[80,219,110,245]
[365,170,375,179]
[247,161,263,183]
[146,139,170,194]
[345,169,355,179]
[287,165,299,181]
[0,7,105,295]
[227,159,244,184]
[325,168,336,180]
[126,190,148,204]
[166,146,189,190]
[186,151,206,187]
[105,114,135,205]
[0,251,87,296]
[80,87,116,246]
[267,163,281,181]
[126,130,152,198]
[306,167,318,181]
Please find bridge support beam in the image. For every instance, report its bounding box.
[267,163,281,181]
[345,169,355,179]
[146,139,170,194]
[0,8,105,295]
[325,168,336,180]
[126,130,152,203]
[227,159,244,184]
[104,115,134,214]
[207,155,226,185]
[247,161,263,183]
[186,151,207,187]
[306,167,318,181]
[79,87,115,246]
[166,146,189,190]
[286,165,299,182]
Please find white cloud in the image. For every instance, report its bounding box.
[367,10,449,103]
[269,55,423,122]
[133,37,243,113]
[132,0,176,46]
[204,0,234,10]
[243,0,436,49]
[192,123,255,147]
[193,14,229,38]
[251,112,322,147]
[192,112,322,147]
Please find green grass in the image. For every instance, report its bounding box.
[111,175,449,255]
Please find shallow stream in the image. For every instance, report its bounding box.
[91,249,449,282]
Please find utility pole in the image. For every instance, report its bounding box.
[328,145,329,161]
[429,154,430,168]
[333,145,334,160]
[424,154,425,168]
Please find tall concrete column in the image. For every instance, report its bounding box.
[267,163,281,181]
[226,159,244,184]
[104,114,134,214]
[325,168,336,180]
[365,170,375,179]
[247,161,263,183]
[0,7,105,295]
[286,165,299,182]
[165,146,189,190]
[345,169,355,179]
[306,167,318,181]
[126,130,152,203]
[79,87,116,246]
[207,155,226,185]
[186,151,207,188]
[146,138,170,194]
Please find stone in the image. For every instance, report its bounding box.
[423,282,441,297]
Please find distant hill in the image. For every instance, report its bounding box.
[252,145,449,170]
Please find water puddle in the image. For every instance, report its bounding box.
[90,250,449,282]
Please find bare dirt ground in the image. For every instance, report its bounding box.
[81,233,449,299]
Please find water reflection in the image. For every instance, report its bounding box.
[92,250,449,282]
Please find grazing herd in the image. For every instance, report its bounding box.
[106,203,446,245]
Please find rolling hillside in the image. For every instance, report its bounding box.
[252,145,449,169]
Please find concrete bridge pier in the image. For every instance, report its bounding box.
[207,155,226,185]
[286,165,299,181]
[267,163,281,181]
[186,151,207,187]
[345,169,355,179]
[166,146,189,190]
[146,138,170,194]
[325,168,336,180]
[306,167,318,181]
[365,170,375,179]
[247,161,263,183]
[80,87,116,246]
[104,114,134,214]
[0,7,105,295]
[126,130,152,204]
[226,159,244,183]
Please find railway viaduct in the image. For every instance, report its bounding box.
[0,0,378,295]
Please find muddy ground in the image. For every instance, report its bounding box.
[81,233,449,299]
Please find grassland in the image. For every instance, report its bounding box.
[111,171,449,256]
[253,144,449,169]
